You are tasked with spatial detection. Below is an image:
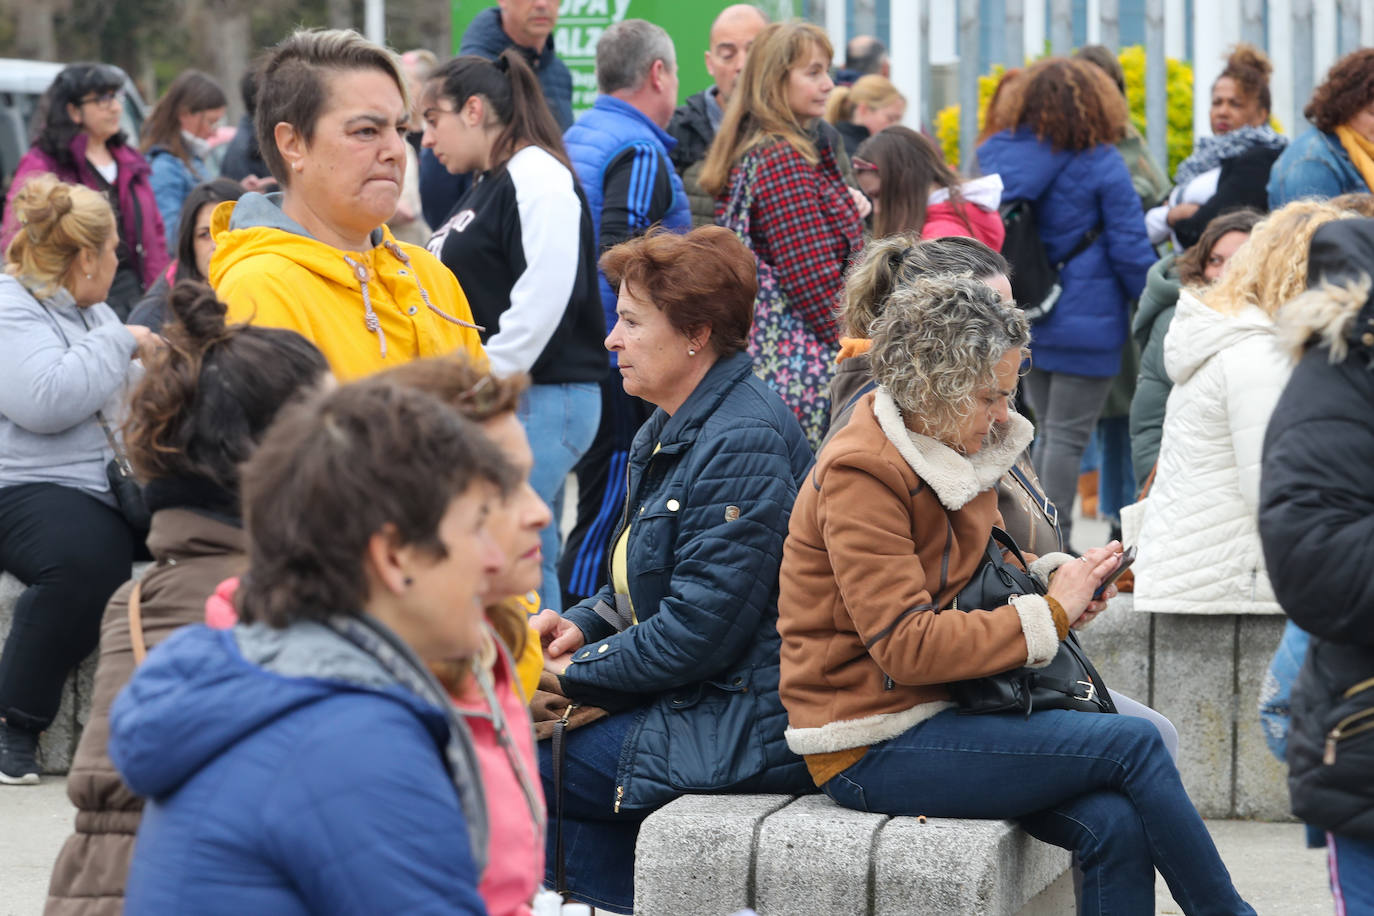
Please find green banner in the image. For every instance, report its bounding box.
[451,1,741,116]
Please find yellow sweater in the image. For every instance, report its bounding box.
[208,198,485,380]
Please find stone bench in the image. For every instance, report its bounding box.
[1076,594,1289,820]
[635,794,1073,916]
[0,565,147,774]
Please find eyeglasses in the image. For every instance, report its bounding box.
[851,156,879,173]
[79,91,120,109]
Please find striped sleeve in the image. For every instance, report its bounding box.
[599,142,675,252]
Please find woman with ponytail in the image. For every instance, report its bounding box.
[0,174,160,787]
[45,281,328,912]
[1146,44,1285,248]
[421,48,605,614]
[822,73,905,157]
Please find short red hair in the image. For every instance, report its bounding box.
[599,225,757,356]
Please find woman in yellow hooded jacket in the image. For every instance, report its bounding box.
[209,29,484,380]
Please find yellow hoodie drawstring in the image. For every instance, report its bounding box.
[342,255,388,359]
[384,242,484,333]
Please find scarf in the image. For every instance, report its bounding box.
[1173,124,1286,190]
[1335,124,1374,195]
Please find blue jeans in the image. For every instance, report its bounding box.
[1329,832,1374,915]
[517,382,600,614]
[823,708,1253,916]
[1260,619,1311,762]
[538,712,646,914]
[1096,417,1136,521]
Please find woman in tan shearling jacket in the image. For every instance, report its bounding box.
[777,277,1253,916]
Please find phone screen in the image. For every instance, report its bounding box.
[1092,545,1137,599]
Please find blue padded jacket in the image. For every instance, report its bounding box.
[109,623,487,916]
[559,351,815,810]
[978,129,1156,377]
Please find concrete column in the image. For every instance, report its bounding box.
[958,0,981,172]
[1005,0,1025,67]
[1024,0,1047,61]
[1099,0,1120,49]
[1269,0,1297,135]
[826,0,847,65]
[1050,0,1073,55]
[1314,0,1338,87]
[364,0,385,44]
[1165,0,1186,59]
[1192,0,1242,141]
[889,0,924,125]
[1241,0,1265,47]
[1146,0,1169,176]
[1087,0,1102,43]
[1292,0,1316,129]
[1364,0,1374,47]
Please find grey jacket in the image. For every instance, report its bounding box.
[1128,254,1181,491]
[0,274,137,498]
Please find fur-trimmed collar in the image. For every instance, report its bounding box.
[873,388,1034,511]
[1277,276,1373,364]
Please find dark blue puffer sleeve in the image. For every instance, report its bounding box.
[1260,354,1374,647]
[261,694,489,915]
[560,420,798,696]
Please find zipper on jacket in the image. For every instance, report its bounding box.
[614,785,624,813]
[1324,707,1374,765]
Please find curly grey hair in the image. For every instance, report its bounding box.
[870,275,1030,444]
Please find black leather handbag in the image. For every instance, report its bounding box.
[946,528,1117,717]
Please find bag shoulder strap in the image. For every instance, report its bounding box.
[1138,462,1160,499]
[839,379,879,419]
[128,581,148,666]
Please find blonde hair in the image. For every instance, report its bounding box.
[1201,199,1355,318]
[824,74,903,124]
[699,21,833,197]
[4,173,115,299]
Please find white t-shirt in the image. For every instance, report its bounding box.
[92,160,118,185]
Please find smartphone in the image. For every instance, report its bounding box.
[1092,545,1137,600]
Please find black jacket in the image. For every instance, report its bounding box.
[1259,218,1374,841]
[1171,145,1280,248]
[218,115,273,185]
[459,7,573,131]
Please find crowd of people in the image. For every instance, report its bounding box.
[1,3,1373,914]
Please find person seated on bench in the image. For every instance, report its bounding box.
[777,276,1254,916]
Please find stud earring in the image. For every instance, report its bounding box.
[688,348,696,356]
[85,273,92,279]
[403,576,414,587]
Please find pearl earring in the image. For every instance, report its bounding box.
[85,273,92,279]
[688,348,696,356]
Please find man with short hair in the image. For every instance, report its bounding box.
[838,34,889,84]
[666,3,768,225]
[559,19,691,611]
[460,0,572,129]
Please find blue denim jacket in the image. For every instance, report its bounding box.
[1267,128,1369,209]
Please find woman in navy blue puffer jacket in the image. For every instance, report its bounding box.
[532,226,814,914]
[978,57,1156,547]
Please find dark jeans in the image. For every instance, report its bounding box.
[538,712,645,914]
[0,483,140,732]
[1328,832,1374,914]
[558,370,653,609]
[823,708,1254,916]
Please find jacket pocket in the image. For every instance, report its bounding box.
[629,489,684,599]
[663,672,767,791]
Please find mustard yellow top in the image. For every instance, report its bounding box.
[208,199,486,381]
[511,591,543,701]
[609,444,661,623]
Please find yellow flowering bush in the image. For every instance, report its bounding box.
[937,47,1196,176]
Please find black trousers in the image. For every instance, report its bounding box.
[0,483,140,732]
[558,369,652,610]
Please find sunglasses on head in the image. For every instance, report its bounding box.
[851,156,879,173]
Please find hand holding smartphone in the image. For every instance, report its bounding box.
[1092,545,1137,600]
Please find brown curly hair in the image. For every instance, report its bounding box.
[1217,44,1272,114]
[1012,57,1127,151]
[1304,48,1374,133]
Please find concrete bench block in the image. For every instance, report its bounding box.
[753,795,890,916]
[1077,593,1151,703]
[635,793,793,916]
[872,817,1073,915]
[0,564,147,775]
[1234,615,1289,821]
[1153,612,1237,817]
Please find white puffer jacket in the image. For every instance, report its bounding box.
[1133,291,1288,615]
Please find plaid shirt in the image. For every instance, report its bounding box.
[726,139,863,349]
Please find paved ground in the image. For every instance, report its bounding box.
[0,777,1334,914]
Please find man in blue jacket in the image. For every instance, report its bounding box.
[558,19,692,612]
[420,0,576,226]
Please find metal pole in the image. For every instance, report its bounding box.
[1099,0,1120,48]
[364,0,384,44]
[958,0,981,173]
[1145,0,1168,177]
[1050,0,1073,56]
[1024,0,1047,61]
[1006,0,1025,68]
[1293,0,1316,129]
[1339,0,1362,56]
[1087,0,1102,43]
